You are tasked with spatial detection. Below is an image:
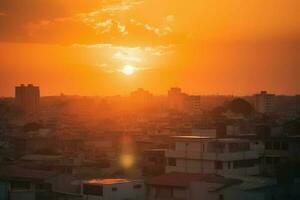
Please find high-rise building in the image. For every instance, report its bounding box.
[130,88,153,103]
[15,84,40,112]
[168,87,186,112]
[254,91,275,114]
[168,88,201,114]
[186,95,201,114]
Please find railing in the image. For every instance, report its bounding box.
[166,150,259,161]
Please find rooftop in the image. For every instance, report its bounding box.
[0,165,57,181]
[83,178,131,185]
[173,136,215,140]
[21,154,63,161]
[172,136,249,143]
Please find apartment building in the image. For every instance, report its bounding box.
[166,136,260,176]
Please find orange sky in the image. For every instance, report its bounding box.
[0,0,299,96]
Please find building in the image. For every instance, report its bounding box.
[82,178,145,200]
[147,172,300,200]
[0,165,55,200]
[260,136,300,176]
[185,95,201,115]
[254,91,275,114]
[130,88,153,103]
[168,88,186,112]
[165,136,260,176]
[168,88,201,114]
[15,84,40,112]
[142,149,166,176]
[0,165,83,200]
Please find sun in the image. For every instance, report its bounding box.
[121,65,135,75]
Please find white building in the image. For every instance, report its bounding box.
[82,178,145,200]
[166,136,260,176]
[254,91,275,114]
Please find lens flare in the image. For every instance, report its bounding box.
[120,154,134,168]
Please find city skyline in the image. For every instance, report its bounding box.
[0,0,300,96]
[0,84,297,98]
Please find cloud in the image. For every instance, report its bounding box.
[72,43,175,73]
[129,18,173,37]
[101,0,144,14]
[113,51,142,62]
[0,0,150,44]
[165,15,175,23]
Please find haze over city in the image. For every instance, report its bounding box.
[1,1,300,200]
[0,0,300,96]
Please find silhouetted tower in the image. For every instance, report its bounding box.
[15,84,40,112]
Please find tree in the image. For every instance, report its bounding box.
[227,98,254,116]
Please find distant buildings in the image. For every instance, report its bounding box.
[168,87,201,114]
[130,88,153,108]
[15,84,40,112]
[254,91,275,114]
[168,87,186,112]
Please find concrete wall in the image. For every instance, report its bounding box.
[0,182,9,200]
[83,181,145,200]
[10,191,35,200]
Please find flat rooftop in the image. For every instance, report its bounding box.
[83,178,131,185]
[172,136,249,142]
[173,136,215,139]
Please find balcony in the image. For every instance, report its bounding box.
[166,150,259,161]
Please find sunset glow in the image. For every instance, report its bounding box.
[121,65,135,76]
[0,0,299,96]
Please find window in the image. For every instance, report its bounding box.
[215,161,223,170]
[265,142,272,150]
[233,161,239,168]
[273,157,280,164]
[233,159,258,168]
[112,187,117,191]
[228,143,239,152]
[240,143,250,151]
[156,187,172,198]
[133,184,142,189]
[11,181,31,191]
[168,158,176,166]
[208,142,225,153]
[83,184,103,196]
[219,194,224,200]
[35,183,52,191]
[266,157,273,164]
[273,142,280,150]
[227,162,231,169]
[281,142,289,150]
